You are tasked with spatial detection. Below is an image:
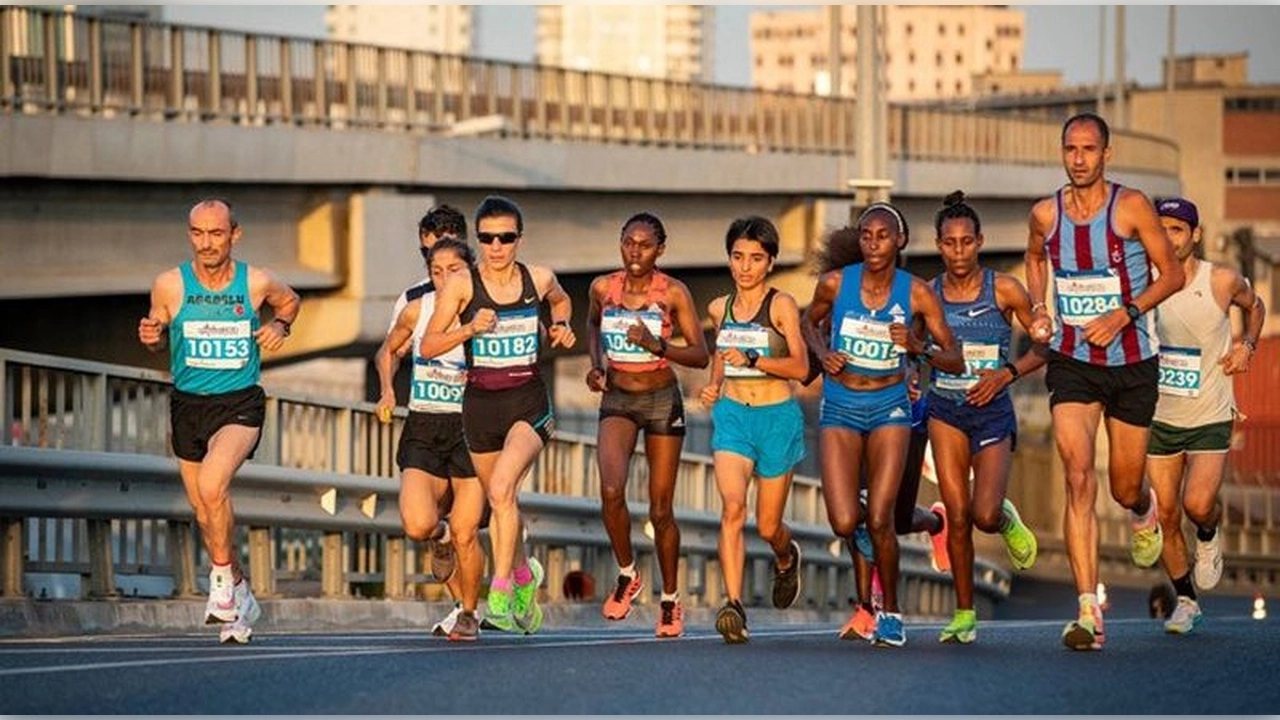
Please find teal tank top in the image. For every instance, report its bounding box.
[169,261,261,395]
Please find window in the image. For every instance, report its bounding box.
[936,52,943,67]
[906,23,913,36]
[938,23,946,36]
[936,79,943,93]
[754,55,763,68]
[955,52,963,64]
[909,51,916,64]
[909,79,916,93]
[955,80,963,94]
[1226,96,1280,111]
[959,23,966,37]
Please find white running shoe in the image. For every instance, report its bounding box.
[1163,596,1202,635]
[205,567,238,625]
[219,579,262,644]
[433,603,483,636]
[1193,533,1224,590]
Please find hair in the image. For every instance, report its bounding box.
[427,237,477,269]
[621,212,667,245]
[474,195,524,234]
[192,197,238,228]
[934,190,982,237]
[813,225,862,275]
[724,215,780,259]
[857,202,908,241]
[1061,111,1111,148]
[418,204,468,240]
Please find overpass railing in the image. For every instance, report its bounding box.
[0,347,1009,618]
[0,7,1179,176]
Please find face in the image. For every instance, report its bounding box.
[1061,119,1112,189]
[620,221,664,277]
[429,246,469,291]
[935,216,983,278]
[858,212,903,271]
[728,238,773,290]
[1160,216,1199,261]
[187,202,241,270]
[475,215,521,269]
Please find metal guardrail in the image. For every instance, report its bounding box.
[0,347,1009,617]
[0,7,1180,177]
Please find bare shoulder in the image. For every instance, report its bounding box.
[993,270,1028,293]
[1029,195,1057,228]
[707,294,728,322]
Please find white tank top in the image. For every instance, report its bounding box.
[407,289,468,414]
[1152,260,1235,426]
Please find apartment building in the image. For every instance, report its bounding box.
[750,5,1024,100]
[536,5,713,82]
[325,5,473,54]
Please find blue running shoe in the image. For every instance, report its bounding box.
[872,612,906,648]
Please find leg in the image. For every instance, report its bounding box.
[895,429,940,535]
[1149,453,1190,583]
[930,418,976,610]
[474,423,544,581]
[754,471,795,559]
[713,451,753,602]
[1182,451,1229,590]
[447,478,488,614]
[398,469,449,542]
[1054,402,1104,595]
[184,424,261,579]
[819,427,865,543]
[645,432,685,595]
[1106,416,1162,568]
[597,417,641,568]
[863,425,910,613]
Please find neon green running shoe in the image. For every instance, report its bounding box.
[938,608,977,644]
[485,587,517,633]
[518,598,545,635]
[1130,488,1164,568]
[1000,499,1039,571]
[514,557,545,634]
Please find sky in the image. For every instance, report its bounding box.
[161,4,1280,88]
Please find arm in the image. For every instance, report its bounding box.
[251,266,301,353]
[532,264,576,349]
[905,278,965,376]
[657,279,711,370]
[802,270,847,377]
[374,300,420,422]
[138,269,181,353]
[584,276,609,392]
[1025,197,1056,343]
[966,273,1049,407]
[1217,267,1266,376]
[698,297,727,407]
[421,274,483,359]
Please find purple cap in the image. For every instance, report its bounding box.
[1156,197,1199,229]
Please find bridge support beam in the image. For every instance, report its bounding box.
[85,518,118,599]
[248,526,276,599]
[383,536,405,599]
[167,520,198,599]
[1,517,22,598]
[321,531,346,598]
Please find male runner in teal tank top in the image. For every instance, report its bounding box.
[139,198,300,644]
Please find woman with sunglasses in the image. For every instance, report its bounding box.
[421,195,576,635]
[802,202,962,648]
[585,212,710,638]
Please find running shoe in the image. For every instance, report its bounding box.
[219,579,261,645]
[1163,596,1203,635]
[205,567,238,625]
[1193,533,1224,590]
[872,611,906,648]
[513,557,545,621]
[938,608,977,644]
[715,599,750,644]
[485,587,517,633]
[602,572,643,621]
[839,605,877,642]
[1062,602,1105,651]
[432,603,463,637]
[429,533,457,584]
[1000,498,1038,571]
[517,598,544,636]
[448,609,480,642]
[928,501,951,573]
[771,540,803,609]
[1130,488,1164,568]
[655,599,684,638]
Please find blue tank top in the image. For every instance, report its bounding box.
[460,263,542,391]
[827,263,913,379]
[929,268,1011,405]
[169,261,260,395]
[1047,183,1156,366]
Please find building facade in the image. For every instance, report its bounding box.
[749,5,1024,100]
[324,5,472,55]
[536,5,713,82]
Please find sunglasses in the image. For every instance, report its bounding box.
[477,232,520,245]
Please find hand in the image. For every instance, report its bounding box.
[585,366,609,392]
[719,348,749,368]
[375,392,395,424]
[1081,307,1129,348]
[1220,342,1253,375]
[138,316,166,349]
[625,320,656,351]
[699,383,722,408]
[469,308,497,336]
[889,322,918,354]
[821,349,847,376]
[906,371,922,403]
[1028,309,1053,343]
[254,321,288,352]
[549,322,576,349]
[965,368,1010,408]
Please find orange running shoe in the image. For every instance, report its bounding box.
[839,605,877,642]
[602,572,643,621]
[655,599,684,638]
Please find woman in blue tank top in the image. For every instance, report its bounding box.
[802,202,963,647]
[925,191,1048,644]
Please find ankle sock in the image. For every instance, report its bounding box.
[491,576,513,592]
[513,562,534,586]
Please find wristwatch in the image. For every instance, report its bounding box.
[1124,302,1141,324]
[744,348,760,368]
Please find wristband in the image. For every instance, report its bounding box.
[654,337,668,357]
[273,318,293,337]
[1004,362,1020,381]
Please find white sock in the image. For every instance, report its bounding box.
[436,521,452,544]
[661,591,679,604]
[619,563,637,578]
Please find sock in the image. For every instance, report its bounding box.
[660,591,679,605]
[491,576,513,592]
[619,563,637,579]
[1171,573,1197,601]
[1078,592,1099,610]
[513,562,534,586]
[1196,525,1218,542]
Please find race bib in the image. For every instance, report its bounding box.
[470,308,539,369]
[182,320,252,370]
[837,314,900,372]
[1158,345,1202,398]
[601,308,664,364]
[1055,270,1122,326]
[409,361,466,413]
[935,341,1000,392]
[718,322,770,378]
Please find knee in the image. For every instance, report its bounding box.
[402,513,438,543]
[1183,497,1217,526]
[451,523,478,549]
[719,500,747,531]
[1157,498,1183,530]
[487,489,517,512]
[757,516,783,545]
[826,509,857,540]
[866,510,893,539]
[196,483,229,509]
[972,507,1001,534]
[600,481,628,507]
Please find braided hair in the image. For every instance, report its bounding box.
[933,190,982,237]
[621,212,667,245]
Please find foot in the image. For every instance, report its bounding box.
[448,609,480,642]
[838,605,876,642]
[432,603,463,637]
[928,501,951,573]
[513,557,545,627]
[771,539,803,609]
[219,579,261,644]
[655,599,684,638]
[1000,498,1038,571]
[938,608,977,644]
[1193,533,1224,590]
[1062,602,1105,651]
[1164,596,1203,635]
[1130,488,1164,568]
[485,587,518,633]
[601,572,643,621]
[872,611,906,648]
[715,599,749,644]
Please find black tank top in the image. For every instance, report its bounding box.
[461,263,542,390]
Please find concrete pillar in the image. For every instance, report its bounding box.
[545,547,566,602]
[321,530,346,598]
[248,526,275,599]
[1,517,22,598]
[167,521,198,599]
[704,558,723,607]
[383,536,405,599]
[85,519,118,599]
